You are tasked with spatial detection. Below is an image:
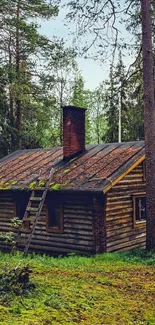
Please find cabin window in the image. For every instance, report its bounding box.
[46,197,63,233]
[133,194,146,227]
[13,192,30,220]
[13,191,31,230]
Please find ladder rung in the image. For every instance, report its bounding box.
[26,207,38,212]
[23,217,36,222]
[30,197,43,201]
[17,167,54,254]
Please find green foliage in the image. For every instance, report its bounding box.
[0,217,22,252]
[28,181,37,190]
[63,169,70,173]
[71,72,106,144]
[11,181,18,186]
[0,0,78,155]
[11,218,22,229]
[0,264,35,303]
[0,180,17,190]
[71,73,87,108]
[87,84,107,144]
[0,232,15,244]
[49,182,68,190]
[38,180,45,187]
[103,54,144,143]
[0,182,11,190]
[50,183,61,190]
[0,249,155,324]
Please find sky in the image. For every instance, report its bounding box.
[39,2,135,91]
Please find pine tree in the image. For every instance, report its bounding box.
[0,0,59,151]
[71,73,93,143]
[103,67,119,143]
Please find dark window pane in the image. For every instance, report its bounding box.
[136,198,139,221]
[14,192,30,220]
[135,197,146,221]
[48,201,61,228]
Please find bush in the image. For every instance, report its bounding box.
[0,264,35,302]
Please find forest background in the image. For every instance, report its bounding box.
[0,0,154,158]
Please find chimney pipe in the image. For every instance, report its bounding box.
[63,105,86,160]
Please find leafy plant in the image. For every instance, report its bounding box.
[38,180,45,187]
[11,181,18,186]
[11,217,22,229]
[63,169,70,174]
[0,264,35,302]
[0,217,22,253]
[28,181,37,190]
[49,183,62,190]
[49,181,69,190]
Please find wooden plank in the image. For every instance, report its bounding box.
[106,203,132,212]
[106,226,133,237]
[115,242,146,252]
[107,232,146,248]
[106,221,133,231]
[64,214,92,221]
[33,229,93,240]
[106,196,131,203]
[106,208,133,217]
[107,237,146,252]
[64,218,92,225]
[19,243,94,254]
[106,213,132,222]
[64,228,93,235]
[111,183,146,191]
[64,223,92,230]
[19,235,93,246]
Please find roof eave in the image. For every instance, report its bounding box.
[103,153,145,194]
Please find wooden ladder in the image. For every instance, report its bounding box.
[17,168,54,254]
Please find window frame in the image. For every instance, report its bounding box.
[132,193,146,228]
[46,197,64,233]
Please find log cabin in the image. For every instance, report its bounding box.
[0,106,146,254]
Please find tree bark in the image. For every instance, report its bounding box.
[59,77,63,145]
[141,0,155,251]
[16,0,22,148]
[8,36,17,150]
[8,38,14,127]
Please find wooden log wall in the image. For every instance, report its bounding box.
[0,191,16,251]
[105,162,146,252]
[0,191,96,254]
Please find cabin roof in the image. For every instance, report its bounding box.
[0,141,145,193]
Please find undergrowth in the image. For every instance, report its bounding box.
[0,249,154,325]
[0,264,35,304]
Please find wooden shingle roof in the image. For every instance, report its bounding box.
[0,141,145,193]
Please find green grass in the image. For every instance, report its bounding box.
[0,249,155,325]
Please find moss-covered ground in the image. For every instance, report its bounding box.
[0,249,155,325]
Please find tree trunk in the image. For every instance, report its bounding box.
[16,0,22,148]
[141,0,155,251]
[8,36,17,150]
[59,78,63,145]
[8,39,14,127]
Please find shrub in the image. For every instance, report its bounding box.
[0,264,35,302]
